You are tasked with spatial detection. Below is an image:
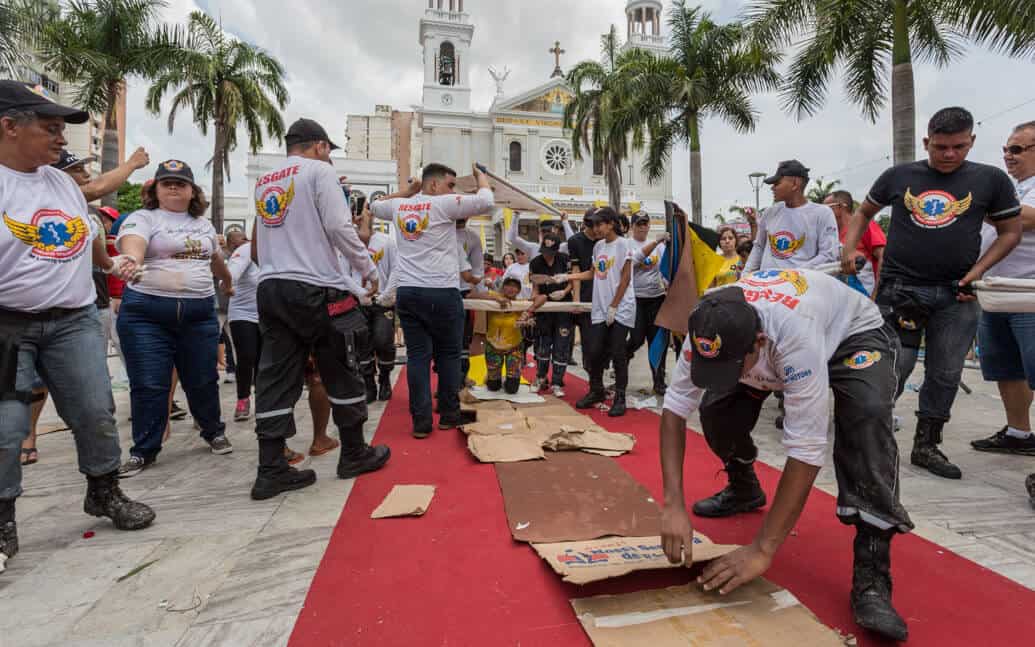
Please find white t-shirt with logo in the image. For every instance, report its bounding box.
[591,237,637,328]
[0,164,98,312]
[502,261,532,299]
[367,231,396,290]
[745,201,840,272]
[254,156,375,289]
[371,189,494,290]
[457,227,484,291]
[632,240,667,298]
[116,209,218,299]
[227,242,260,323]
[663,269,884,467]
[980,175,1035,279]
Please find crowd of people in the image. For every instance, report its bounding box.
[1,79,1034,641]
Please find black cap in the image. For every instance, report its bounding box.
[687,287,760,391]
[285,118,340,150]
[631,211,650,225]
[52,149,95,171]
[538,219,557,230]
[540,232,563,255]
[764,159,810,185]
[154,159,196,185]
[0,80,89,124]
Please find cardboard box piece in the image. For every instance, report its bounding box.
[462,411,530,436]
[371,485,436,519]
[532,533,738,585]
[571,580,845,646]
[468,434,546,463]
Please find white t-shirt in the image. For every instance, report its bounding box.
[457,227,484,291]
[663,269,885,467]
[227,242,260,323]
[506,214,575,256]
[591,237,637,328]
[0,164,98,312]
[254,156,375,289]
[745,201,840,272]
[502,261,532,299]
[632,240,667,299]
[372,189,494,289]
[116,209,218,299]
[980,175,1035,279]
[367,231,396,290]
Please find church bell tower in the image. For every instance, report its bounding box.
[420,0,474,112]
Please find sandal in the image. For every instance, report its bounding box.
[309,438,340,457]
[284,447,306,465]
[20,447,38,466]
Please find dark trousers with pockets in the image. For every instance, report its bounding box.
[698,323,912,532]
[626,295,668,388]
[254,279,368,457]
[397,286,463,426]
[361,304,397,383]
[586,322,631,393]
[534,311,572,385]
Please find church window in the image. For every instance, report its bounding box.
[542,141,573,175]
[439,42,456,86]
[509,141,522,173]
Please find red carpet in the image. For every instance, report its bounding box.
[289,369,1035,646]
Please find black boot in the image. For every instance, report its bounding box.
[365,374,378,404]
[576,389,606,409]
[851,526,908,641]
[0,499,15,572]
[338,444,392,479]
[439,409,477,430]
[910,418,961,479]
[84,472,156,530]
[692,461,767,518]
[608,392,627,417]
[251,438,317,500]
[378,374,392,401]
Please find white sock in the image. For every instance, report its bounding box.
[1006,426,1033,439]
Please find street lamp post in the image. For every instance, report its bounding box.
[748,172,766,214]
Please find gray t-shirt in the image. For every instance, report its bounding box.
[745,201,840,272]
[981,175,1035,279]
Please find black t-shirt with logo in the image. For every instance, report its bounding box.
[529,252,572,302]
[566,232,595,302]
[866,160,1020,284]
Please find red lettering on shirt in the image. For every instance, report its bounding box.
[398,202,431,213]
[742,288,800,311]
[255,165,300,188]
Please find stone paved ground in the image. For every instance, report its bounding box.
[1,351,1033,646]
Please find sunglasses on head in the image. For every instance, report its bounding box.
[1003,144,1035,155]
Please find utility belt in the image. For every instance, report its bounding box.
[0,305,87,403]
[325,290,359,318]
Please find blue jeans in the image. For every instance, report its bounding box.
[876,279,980,421]
[978,312,1035,389]
[396,286,463,425]
[117,288,224,460]
[0,306,118,500]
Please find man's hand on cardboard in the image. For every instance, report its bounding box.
[698,541,773,595]
[661,502,693,565]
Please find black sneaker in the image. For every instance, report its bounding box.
[365,377,378,404]
[0,520,17,573]
[169,401,188,421]
[84,473,156,530]
[251,465,317,500]
[576,390,606,410]
[971,427,1035,455]
[378,380,392,401]
[337,444,391,479]
[117,455,155,479]
[438,410,476,430]
[208,435,233,455]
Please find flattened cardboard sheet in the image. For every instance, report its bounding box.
[468,434,545,463]
[532,533,738,585]
[571,580,845,646]
[371,485,436,519]
[495,452,660,543]
[462,411,530,436]
[468,385,546,404]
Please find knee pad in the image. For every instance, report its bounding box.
[504,377,520,394]
[486,378,502,392]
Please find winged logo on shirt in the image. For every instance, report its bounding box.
[4,210,89,260]
[768,230,805,259]
[594,255,615,279]
[903,188,972,228]
[255,179,296,228]
[397,212,430,241]
[370,247,385,264]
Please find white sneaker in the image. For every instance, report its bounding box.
[552,385,565,398]
[224,373,236,384]
[530,378,542,392]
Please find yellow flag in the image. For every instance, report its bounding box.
[479,222,486,248]
[593,199,607,208]
[688,227,728,295]
[503,208,513,233]
[629,201,641,213]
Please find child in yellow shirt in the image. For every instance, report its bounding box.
[480,277,526,394]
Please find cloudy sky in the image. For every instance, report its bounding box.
[124,0,1035,224]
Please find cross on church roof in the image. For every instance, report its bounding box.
[549,40,566,78]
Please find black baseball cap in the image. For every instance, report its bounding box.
[687,287,760,391]
[631,211,650,225]
[154,159,196,185]
[0,80,89,123]
[764,159,810,185]
[52,149,95,171]
[540,233,563,256]
[285,118,340,150]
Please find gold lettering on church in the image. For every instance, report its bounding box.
[496,116,563,128]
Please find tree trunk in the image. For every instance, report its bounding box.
[688,114,703,225]
[100,98,120,207]
[211,123,226,233]
[606,152,622,212]
[891,0,916,165]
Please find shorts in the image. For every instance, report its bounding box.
[977,311,1035,389]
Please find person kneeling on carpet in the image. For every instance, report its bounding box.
[658,269,913,642]
[474,277,526,394]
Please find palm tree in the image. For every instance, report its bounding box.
[745,0,1035,166]
[35,0,183,205]
[564,26,649,211]
[0,1,57,76]
[634,1,780,224]
[146,11,288,232]
[806,177,840,203]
